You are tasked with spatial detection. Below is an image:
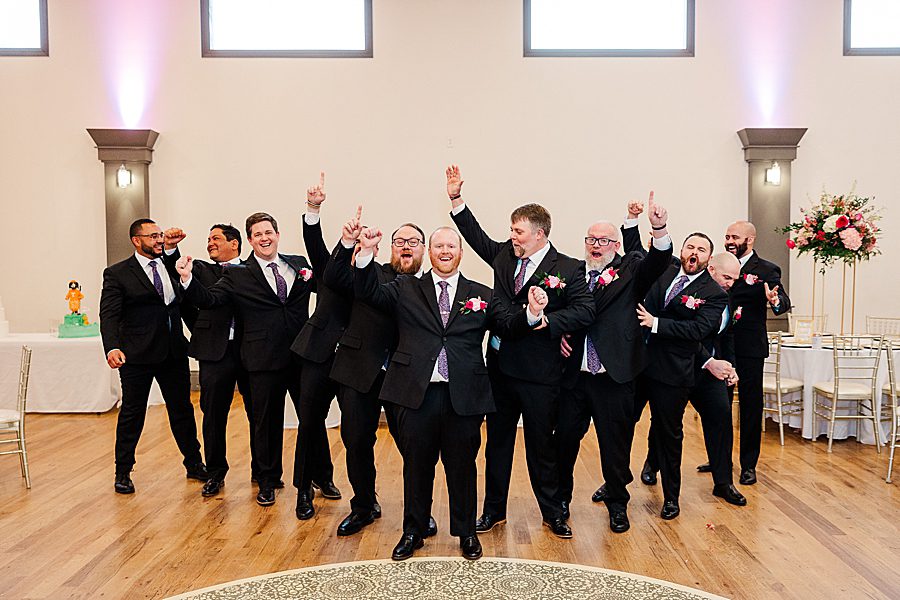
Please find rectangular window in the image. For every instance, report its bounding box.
[525,0,694,57]
[844,0,900,55]
[0,0,48,56]
[201,0,372,58]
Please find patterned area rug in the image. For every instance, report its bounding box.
[166,557,728,599]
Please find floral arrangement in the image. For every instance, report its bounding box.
[780,189,881,268]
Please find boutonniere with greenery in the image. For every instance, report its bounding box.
[742,273,759,285]
[680,295,706,310]
[731,305,743,325]
[537,272,566,294]
[297,267,313,282]
[458,296,488,314]
[596,267,619,287]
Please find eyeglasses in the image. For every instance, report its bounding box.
[585,237,615,246]
[135,233,165,241]
[392,238,423,248]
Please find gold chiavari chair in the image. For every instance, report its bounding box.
[812,335,884,453]
[762,332,803,445]
[0,346,33,488]
[866,316,900,339]
[882,340,899,483]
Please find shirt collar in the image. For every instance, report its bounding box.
[522,241,551,267]
[134,252,161,269]
[676,268,705,284]
[254,253,282,270]
[218,257,242,266]
[739,250,755,268]
[431,271,461,289]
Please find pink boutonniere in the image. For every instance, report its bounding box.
[298,267,313,282]
[743,273,759,285]
[596,268,619,287]
[731,305,743,325]
[458,296,489,314]
[680,295,706,310]
[537,272,567,294]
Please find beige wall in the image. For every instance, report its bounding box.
[0,0,896,332]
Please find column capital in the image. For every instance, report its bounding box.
[736,127,807,162]
[86,129,159,164]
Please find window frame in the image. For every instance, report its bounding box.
[843,0,900,56]
[523,0,695,58]
[200,0,373,58]
[0,0,48,57]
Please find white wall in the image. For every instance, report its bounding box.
[0,0,896,332]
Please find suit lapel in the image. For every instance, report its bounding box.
[651,265,679,312]
[593,255,629,309]
[529,244,558,290]
[246,256,280,302]
[445,276,471,330]
[283,254,307,300]
[680,271,712,299]
[741,252,760,275]
[418,271,443,328]
[498,248,517,298]
[128,256,164,302]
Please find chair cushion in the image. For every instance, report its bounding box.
[812,381,872,399]
[0,409,21,425]
[763,376,803,394]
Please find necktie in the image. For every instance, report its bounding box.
[268,262,288,303]
[437,280,450,379]
[584,270,602,374]
[588,269,600,292]
[514,257,531,294]
[664,274,690,308]
[148,260,165,301]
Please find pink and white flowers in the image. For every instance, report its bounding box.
[537,272,567,295]
[458,296,489,314]
[731,305,743,326]
[596,268,619,287]
[742,273,759,285]
[680,295,706,310]
[298,267,313,281]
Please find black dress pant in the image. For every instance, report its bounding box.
[115,353,201,473]
[556,372,635,513]
[337,371,398,515]
[392,383,483,538]
[735,355,765,471]
[483,351,565,520]
[292,356,337,491]
[645,377,690,503]
[248,357,302,489]
[198,341,255,481]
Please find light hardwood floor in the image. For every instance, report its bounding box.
[1,396,898,600]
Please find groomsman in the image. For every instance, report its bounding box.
[556,194,672,533]
[100,219,205,494]
[175,209,324,508]
[354,223,494,561]
[447,165,595,538]
[722,221,791,485]
[635,232,728,520]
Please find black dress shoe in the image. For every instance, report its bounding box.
[609,510,630,533]
[337,510,377,536]
[460,535,483,560]
[660,500,680,520]
[542,517,573,539]
[312,480,342,500]
[561,501,570,520]
[295,488,315,520]
[201,479,224,497]
[425,516,438,538]
[256,487,275,506]
[391,533,423,561]
[185,463,209,481]
[251,476,285,489]
[739,468,757,485]
[713,483,747,506]
[696,463,712,473]
[591,485,608,503]
[640,460,658,486]
[475,513,506,534]
[114,473,135,494]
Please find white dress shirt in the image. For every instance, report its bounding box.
[218,257,241,340]
[135,252,175,305]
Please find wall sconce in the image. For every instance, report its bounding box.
[116,163,132,188]
[765,161,781,186]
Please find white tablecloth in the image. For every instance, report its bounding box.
[0,333,162,413]
[774,345,897,445]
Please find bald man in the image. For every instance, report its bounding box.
[721,221,790,485]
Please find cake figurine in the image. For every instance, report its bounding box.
[59,280,100,338]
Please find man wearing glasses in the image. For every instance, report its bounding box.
[557,195,672,533]
[100,219,206,495]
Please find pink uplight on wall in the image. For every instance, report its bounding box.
[118,69,146,128]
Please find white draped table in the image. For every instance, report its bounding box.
[773,344,897,445]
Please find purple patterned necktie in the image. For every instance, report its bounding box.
[147,260,165,300]
[586,270,601,374]
[437,280,450,379]
[513,257,531,294]
[664,274,690,308]
[268,262,288,303]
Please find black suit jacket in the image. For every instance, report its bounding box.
[696,307,737,373]
[290,220,354,364]
[354,262,495,417]
[562,242,673,388]
[184,252,314,373]
[324,243,400,394]
[452,206,595,385]
[100,254,188,364]
[643,265,729,388]
[729,252,791,358]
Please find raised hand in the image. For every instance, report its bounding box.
[763,282,780,306]
[107,349,126,369]
[636,303,655,328]
[446,164,464,199]
[307,171,326,207]
[342,205,364,244]
[647,191,668,230]
[528,285,549,316]
[164,227,186,250]
[627,199,644,219]
[358,227,383,251]
[175,255,194,282]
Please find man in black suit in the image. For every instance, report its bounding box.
[446,165,595,538]
[100,219,205,494]
[323,210,433,537]
[556,193,672,533]
[175,210,324,508]
[288,174,344,520]
[634,232,728,520]
[722,221,791,485]
[169,224,256,497]
[354,224,494,561]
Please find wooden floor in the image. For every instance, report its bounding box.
[1,396,899,600]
